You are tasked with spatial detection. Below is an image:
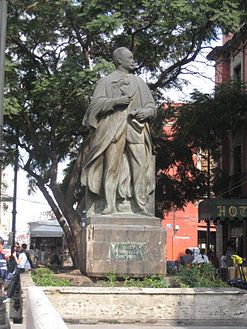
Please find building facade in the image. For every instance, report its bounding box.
[162,104,216,262]
[200,24,247,259]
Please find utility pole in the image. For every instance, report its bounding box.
[0,0,7,151]
[0,0,7,221]
[11,145,18,247]
[206,149,211,253]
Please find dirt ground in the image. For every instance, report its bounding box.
[54,268,97,286]
[53,267,124,287]
[53,267,175,287]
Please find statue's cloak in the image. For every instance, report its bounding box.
[81,70,156,199]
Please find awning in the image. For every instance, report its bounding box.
[0,195,13,202]
[199,199,247,222]
[29,219,63,238]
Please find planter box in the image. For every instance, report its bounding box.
[43,286,247,326]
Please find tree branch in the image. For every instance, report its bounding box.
[11,36,51,76]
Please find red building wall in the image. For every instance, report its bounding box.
[162,103,217,261]
[162,203,198,261]
[215,57,230,84]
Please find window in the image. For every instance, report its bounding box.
[233,64,241,81]
[230,144,242,196]
[233,144,242,175]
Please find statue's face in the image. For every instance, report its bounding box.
[118,49,135,72]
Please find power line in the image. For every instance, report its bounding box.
[16,197,49,206]
[1,193,49,206]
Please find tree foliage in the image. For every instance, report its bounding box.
[154,81,247,215]
[3,0,245,268]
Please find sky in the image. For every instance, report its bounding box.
[4,166,51,233]
[162,45,218,102]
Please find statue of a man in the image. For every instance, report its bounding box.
[81,47,156,216]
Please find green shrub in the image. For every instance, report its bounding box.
[106,272,117,286]
[31,267,71,287]
[142,275,170,288]
[175,263,229,288]
[105,273,169,288]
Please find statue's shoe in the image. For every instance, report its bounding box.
[117,200,131,213]
[138,209,153,217]
[101,206,117,215]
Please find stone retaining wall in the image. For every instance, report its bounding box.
[26,287,69,329]
[20,273,69,329]
[21,273,247,326]
[43,286,247,326]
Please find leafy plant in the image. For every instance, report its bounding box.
[175,263,228,288]
[106,272,117,286]
[105,273,169,288]
[123,275,169,288]
[31,267,71,287]
[141,275,170,288]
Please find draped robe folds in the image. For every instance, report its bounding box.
[81,70,156,213]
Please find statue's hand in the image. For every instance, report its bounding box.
[133,108,154,121]
[113,95,132,108]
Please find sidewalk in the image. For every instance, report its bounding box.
[68,324,247,329]
[10,324,247,329]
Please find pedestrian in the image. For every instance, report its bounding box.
[5,243,20,291]
[14,242,21,257]
[192,248,209,265]
[179,249,193,268]
[0,237,7,282]
[208,250,219,269]
[0,243,32,304]
[39,246,46,265]
[7,242,20,274]
[226,241,236,267]
[29,245,38,267]
[220,251,228,281]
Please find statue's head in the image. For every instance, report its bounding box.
[112,47,135,72]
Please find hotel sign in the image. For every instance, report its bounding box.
[199,199,247,222]
[217,205,247,220]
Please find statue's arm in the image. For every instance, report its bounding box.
[89,77,132,115]
[132,77,156,121]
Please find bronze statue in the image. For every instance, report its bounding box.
[81,47,156,216]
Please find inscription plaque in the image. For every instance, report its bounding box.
[110,243,145,261]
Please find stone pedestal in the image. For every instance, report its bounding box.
[80,214,166,277]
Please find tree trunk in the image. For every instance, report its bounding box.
[33,178,82,269]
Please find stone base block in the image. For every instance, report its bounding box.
[80,214,166,277]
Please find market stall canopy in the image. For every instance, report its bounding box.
[199,199,247,222]
[29,219,63,238]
